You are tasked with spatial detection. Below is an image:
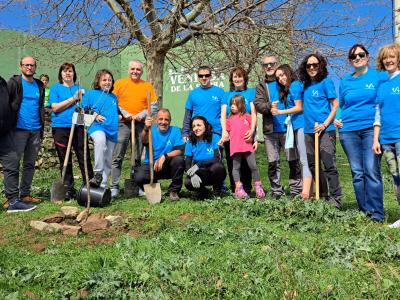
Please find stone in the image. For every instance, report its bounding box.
[62,225,81,236]
[47,223,63,233]
[76,209,89,223]
[41,212,64,223]
[81,214,110,233]
[105,215,124,226]
[30,220,50,232]
[60,206,80,218]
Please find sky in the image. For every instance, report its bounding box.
[0,0,394,83]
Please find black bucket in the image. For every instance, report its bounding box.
[77,184,111,208]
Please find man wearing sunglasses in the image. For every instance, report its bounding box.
[254,54,302,199]
[182,66,225,142]
[2,56,45,212]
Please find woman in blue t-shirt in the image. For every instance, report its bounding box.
[272,64,312,199]
[298,53,342,208]
[83,69,120,188]
[185,116,226,199]
[220,66,257,194]
[49,63,93,200]
[373,44,400,227]
[335,44,385,221]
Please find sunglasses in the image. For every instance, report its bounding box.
[262,62,277,68]
[306,63,319,70]
[349,52,367,60]
[198,74,211,78]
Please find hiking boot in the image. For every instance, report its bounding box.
[89,172,103,187]
[255,181,265,199]
[169,191,180,201]
[7,200,37,213]
[235,183,249,200]
[21,195,42,204]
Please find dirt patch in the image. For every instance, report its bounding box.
[128,229,141,238]
[179,213,193,221]
[25,291,37,299]
[31,243,46,252]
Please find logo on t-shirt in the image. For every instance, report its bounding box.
[392,86,400,94]
[365,83,375,89]
[206,146,214,153]
[244,119,249,126]
[211,96,220,102]
[166,140,172,146]
[312,90,319,97]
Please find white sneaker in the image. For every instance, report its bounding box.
[138,188,146,197]
[389,219,400,229]
[111,188,119,198]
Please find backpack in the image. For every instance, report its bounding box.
[0,76,13,136]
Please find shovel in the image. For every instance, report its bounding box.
[143,93,161,204]
[314,132,320,200]
[124,119,139,197]
[51,123,75,202]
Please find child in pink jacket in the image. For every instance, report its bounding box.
[226,95,265,199]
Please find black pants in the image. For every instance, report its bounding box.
[135,156,185,193]
[52,126,94,193]
[224,140,252,193]
[305,131,342,201]
[185,162,226,192]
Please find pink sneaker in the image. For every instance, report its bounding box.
[235,183,249,199]
[255,181,265,199]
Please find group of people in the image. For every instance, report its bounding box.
[1,43,400,226]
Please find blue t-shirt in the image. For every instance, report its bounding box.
[223,88,255,115]
[268,81,286,133]
[303,77,337,134]
[83,89,119,143]
[339,68,387,132]
[376,74,400,144]
[49,83,81,128]
[17,78,41,131]
[144,125,184,165]
[286,80,304,131]
[184,134,220,163]
[185,85,225,134]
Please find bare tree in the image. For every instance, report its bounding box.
[1,0,392,103]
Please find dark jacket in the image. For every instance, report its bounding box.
[0,76,13,137]
[253,79,273,135]
[7,75,45,136]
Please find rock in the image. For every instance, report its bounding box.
[62,225,81,236]
[105,215,124,226]
[81,214,110,233]
[60,206,80,218]
[47,223,63,233]
[30,220,50,232]
[42,212,64,223]
[76,209,89,223]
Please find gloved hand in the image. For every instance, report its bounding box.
[186,164,199,176]
[190,174,202,188]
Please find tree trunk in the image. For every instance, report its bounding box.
[146,49,166,108]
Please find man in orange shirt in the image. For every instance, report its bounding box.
[111,60,158,197]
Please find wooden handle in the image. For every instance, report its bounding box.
[131,119,135,167]
[61,123,75,183]
[314,132,320,200]
[146,92,154,184]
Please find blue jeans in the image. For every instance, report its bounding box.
[339,128,384,221]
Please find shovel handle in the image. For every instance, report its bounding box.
[146,92,154,184]
[314,132,320,200]
[131,119,135,167]
[61,123,75,183]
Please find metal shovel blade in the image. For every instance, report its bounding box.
[50,181,67,203]
[143,182,162,204]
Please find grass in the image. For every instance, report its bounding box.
[1,142,400,299]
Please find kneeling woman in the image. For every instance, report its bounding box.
[185,116,226,198]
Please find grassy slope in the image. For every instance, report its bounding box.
[0,143,400,299]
